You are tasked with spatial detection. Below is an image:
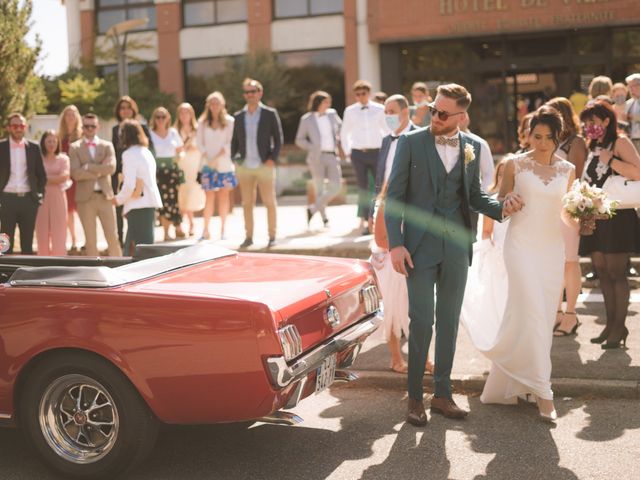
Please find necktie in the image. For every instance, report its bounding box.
[435,136,459,147]
[361,106,369,110]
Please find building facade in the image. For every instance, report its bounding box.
[65,0,640,152]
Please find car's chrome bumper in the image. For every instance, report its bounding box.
[266,311,383,389]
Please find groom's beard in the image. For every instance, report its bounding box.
[431,123,458,136]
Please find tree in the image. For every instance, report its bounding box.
[0,0,48,136]
[58,74,105,113]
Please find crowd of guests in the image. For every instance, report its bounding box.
[0,77,284,256]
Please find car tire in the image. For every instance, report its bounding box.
[19,352,159,479]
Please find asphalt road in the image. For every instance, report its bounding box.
[1,384,639,480]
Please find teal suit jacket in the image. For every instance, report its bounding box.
[384,127,503,266]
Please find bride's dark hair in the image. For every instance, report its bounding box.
[529,106,564,147]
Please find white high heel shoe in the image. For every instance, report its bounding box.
[536,397,557,423]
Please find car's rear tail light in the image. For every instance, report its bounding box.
[277,324,303,361]
[361,285,381,315]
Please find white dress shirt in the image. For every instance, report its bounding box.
[4,139,30,193]
[316,113,335,152]
[384,123,413,183]
[82,136,101,191]
[340,101,388,155]
[435,131,461,174]
[464,130,495,191]
[115,145,162,214]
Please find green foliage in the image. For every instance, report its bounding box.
[0,0,48,136]
[213,50,294,113]
[58,75,105,112]
[43,65,177,122]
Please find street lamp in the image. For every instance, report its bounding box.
[106,18,148,97]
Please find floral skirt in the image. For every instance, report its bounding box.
[201,166,238,191]
[156,156,183,225]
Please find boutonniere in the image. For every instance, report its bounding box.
[464,144,475,166]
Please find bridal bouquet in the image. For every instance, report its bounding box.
[562,180,617,235]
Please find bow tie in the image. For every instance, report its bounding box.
[86,141,96,147]
[436,136,459,148]
[10,141,25,149]
[361,106,369,110]
[390,136,399,142]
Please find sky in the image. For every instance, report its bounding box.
[26,0,70,77]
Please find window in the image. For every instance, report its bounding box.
[274,0,342,19]
[183,0,247,27]
[184,57,236,112]
[96,0,156,34]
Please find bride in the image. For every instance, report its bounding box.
[467,106,576,421]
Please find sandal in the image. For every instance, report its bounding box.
[554,312,580,336]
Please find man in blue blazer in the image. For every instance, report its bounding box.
[385,84,523,426]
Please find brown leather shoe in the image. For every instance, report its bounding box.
[406,398,427,427]
[430,397,468,419]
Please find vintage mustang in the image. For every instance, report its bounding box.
[0,244,381,478]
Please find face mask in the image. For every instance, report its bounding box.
[614,94,627,105]
[585,123,606,140]
[385,114,401,131]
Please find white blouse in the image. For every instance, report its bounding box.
[115,145,163,214]
[150,128,183,158]
[196,115,235,173]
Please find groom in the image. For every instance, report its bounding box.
[385,84,523,426]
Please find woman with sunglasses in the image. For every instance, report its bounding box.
[149,107,185,241]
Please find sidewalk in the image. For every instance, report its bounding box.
[23,197,640,398]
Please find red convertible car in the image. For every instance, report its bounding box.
[0,244,381,478]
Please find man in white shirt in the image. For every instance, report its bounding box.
[0,113,47,254]
[340,79,388,234]
[69,113,122,256]
[625,73,640,154]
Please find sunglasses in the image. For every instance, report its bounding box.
[428,104,465,121]
[243,89,258,94]
[9,124,26,129]
[82,124,97,129]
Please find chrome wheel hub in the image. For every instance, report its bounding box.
[39,374,119,464]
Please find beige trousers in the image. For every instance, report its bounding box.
[236,164,277,240]
[77,192,123,256]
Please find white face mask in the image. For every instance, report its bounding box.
[385,114,401,131]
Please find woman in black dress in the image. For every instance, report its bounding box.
[579,100,640,349]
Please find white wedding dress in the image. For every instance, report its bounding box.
[467,154,574,403]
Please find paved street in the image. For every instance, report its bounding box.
[1,385,638,480]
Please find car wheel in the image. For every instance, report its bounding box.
[19,352,159,479]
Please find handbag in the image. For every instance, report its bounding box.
[602,175,640,209]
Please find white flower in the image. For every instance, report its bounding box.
[464,144,475,165]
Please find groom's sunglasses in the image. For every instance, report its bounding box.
[428,104,465,121]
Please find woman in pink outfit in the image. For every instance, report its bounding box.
[58,105,82,252]
[35,131,70,256]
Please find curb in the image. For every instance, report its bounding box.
[351,370,640,399]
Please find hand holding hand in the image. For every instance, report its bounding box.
[390,246,414,277]
[503,193,524,217]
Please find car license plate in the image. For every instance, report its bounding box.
[315,353,337,393]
